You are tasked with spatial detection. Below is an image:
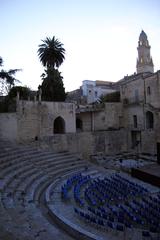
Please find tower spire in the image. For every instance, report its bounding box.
[136,30,154,74]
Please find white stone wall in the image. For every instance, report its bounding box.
[0,113,17,141]
[82,80,116,103]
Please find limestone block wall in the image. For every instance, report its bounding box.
[17,100,76,142]
[141,130,156,155]
[0,113,17,141]
[45,101,76,134]
[123,105,144,129]
[104,103,123,129]
[17,101,40,142]
[121,77,144,103]
[77,103,123,132]
[39,130,127,159]
[103,130,127,154]
[77,112,92,132]
[93,103,123,131]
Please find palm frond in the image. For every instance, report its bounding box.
[37,36,65,69]
[0,57,3,67]
[8,69,21,75]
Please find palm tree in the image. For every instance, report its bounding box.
[37,36,66,101]
[37,36,65,69]
[0,69,20,88]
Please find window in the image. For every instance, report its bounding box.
[95,91,98,97]
[147,86,151,95]
[76,118,83,132]
[133,115,137,128]
[135,89,139,102]
[146,111,154,129]
[119,116,123,128]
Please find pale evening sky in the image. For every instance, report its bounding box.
[1,0,160,92]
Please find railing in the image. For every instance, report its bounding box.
[76,103,104,113]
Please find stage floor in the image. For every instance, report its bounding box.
[138,164,160,177]
[131,163,160,187]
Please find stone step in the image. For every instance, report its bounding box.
[0,151,78,177]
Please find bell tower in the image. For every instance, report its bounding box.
[136,30,154,74]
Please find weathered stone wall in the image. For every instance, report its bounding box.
[123,105,158,154]
[93,103,123,131]
[77,103,123,132]
[17,101,40,142]
[119,72,160,155]
[39,130,127,159]
[120,77,144,103]
[104,103,123,129]
[123,105,144,129]
[141,130,156,154]
[17,100,76,142]
[145,72,160,108]
[0,113,17,141]
[77,112,92,132]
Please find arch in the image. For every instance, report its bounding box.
[146,111,154,129]
[76,118,83,132]
[53,116,65,134]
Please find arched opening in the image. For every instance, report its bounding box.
[53,116,65,134]
[146,111,154,129]
[76,118,83,132]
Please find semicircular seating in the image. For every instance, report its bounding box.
[0,140,88,240]
[0,140,160,240]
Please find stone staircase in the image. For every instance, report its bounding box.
[0,140,89,240]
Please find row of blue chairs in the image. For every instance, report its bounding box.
[74,207,125,232]
[74,175,91,206]
[61,173,82,200]
[84,173,149,208]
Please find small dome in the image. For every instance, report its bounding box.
[139,30,148,41]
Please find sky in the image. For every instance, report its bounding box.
[1,0,160,92]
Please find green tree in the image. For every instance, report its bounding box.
[40,68,66,101]
[0,56,21,95]
[8,86,31,100]
[0,86,32,113]
[37,36,66,101]
[100,91,120,103]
